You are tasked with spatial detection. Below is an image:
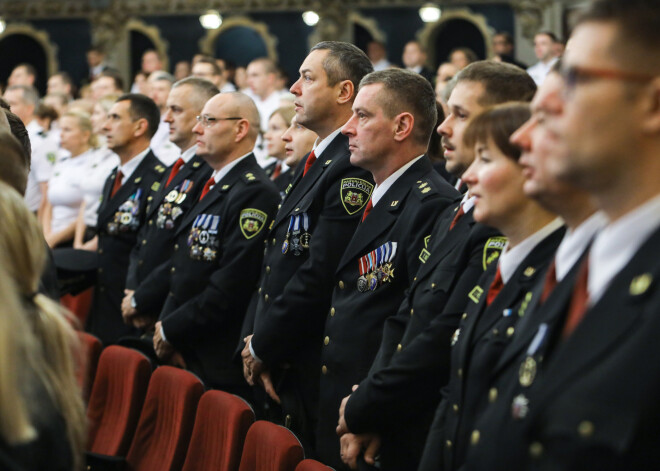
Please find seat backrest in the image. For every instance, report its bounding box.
[77,331,102,402]
[238,421,304,471]
[87,345,151,455]
[295,459,334,471]
[126,366,204,471]
[181,390,255,471]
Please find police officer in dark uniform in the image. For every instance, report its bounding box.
[315,69,458,469]
[150,92,279,397]
[86,94,165,345]
[337,61,537,471]
[240,42,375,450]
[122,78,217,327]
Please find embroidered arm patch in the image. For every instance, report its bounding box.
[240,208,268,239]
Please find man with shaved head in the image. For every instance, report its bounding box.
[151,92,279,396]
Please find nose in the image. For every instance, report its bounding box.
[341,113,357,137]
[510,117,535,153]
[290,77,302,96]
[192,121,203,135]
[437,114,453,137]
[461,159,478,186]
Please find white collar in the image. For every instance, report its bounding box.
[180,145,197,164]
[118,147,151,183]
[312,127,342,158]
[211,152,252,184]
[554,211,607,282]
[372,155,424,206]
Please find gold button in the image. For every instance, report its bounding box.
[453,404,459,413]
[471,430,480,445]
[322,365,328,374]
[507,326,515,337]
[396,344,402,352]
[330,307,335,316]
[458,368,463,378]
[338,280,345,289]
[324,336,330,345]
[295,207,300,211]
[492,328,500,336]
[98,248,103,254]
[529,442,543,458]
[170,267,175,273]
[272,238,276,246]
[462,313,467,320]
[578,420,594,438]
[149,220,153,225]
[142,239,147,245]
[431,283,436,288]
[278,204,282,209]
[410,308,414,316]
[266,266,271,274]
[174,244,179,250]
[258,287,262,294]
[413,277,417,282]
[489,388,498,403]
[445,440,452,448]
[98,268,103,273]
[138,260,143,266]
[264,294,269,302]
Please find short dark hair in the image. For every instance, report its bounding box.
[573,0,660,72]
[494,32,514,46]
[449,47,478,64]
[172,77,220,110]
[196,57,222,76]
[535,30,558,42]
[51,71,72,86]
[249,57,278,75]
[463,102,532,162]
[310,41,374,90]
[116,93,161,139]
[360,69,438,146]
[0,131,29,195]
[98,69,124,92]
[456,61,537,105]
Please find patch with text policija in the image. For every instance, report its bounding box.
[483,236,507,270]
[240,209,268,239]
[341,178,374,215]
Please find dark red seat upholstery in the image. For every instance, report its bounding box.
[295,459,334,471]
[181,390,255,471]
[86,345,151,455]
[77,331,102,402]
[238,421,304,471]
[125,366,204,471]
[61,287,94,324]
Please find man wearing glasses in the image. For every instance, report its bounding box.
[463,0,660,469]
[149,91,279,398]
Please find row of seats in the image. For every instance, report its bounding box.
[79,336,333,471]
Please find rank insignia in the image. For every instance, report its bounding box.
[468,285,484,304]
[340,178,374,215]
[240,208,268,239]
[483,236,507,270]
[419,234,431,264]
[151,182,160,192]
[630,273,652,296]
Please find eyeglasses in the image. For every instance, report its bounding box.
[195,115,243,128]
[561,65,655,94]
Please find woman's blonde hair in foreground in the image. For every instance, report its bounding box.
[0,182,85,469]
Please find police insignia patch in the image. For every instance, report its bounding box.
[483,236,507,270]
[468,285,484,304]
[340,178,374,215]
[419,234,431,264]
[240,208,268,239]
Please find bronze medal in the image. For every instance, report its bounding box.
[519,357,537,387]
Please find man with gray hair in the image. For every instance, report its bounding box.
[122,77,217,330]
[148,71,180,165]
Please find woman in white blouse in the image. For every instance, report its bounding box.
[42,110,98,248]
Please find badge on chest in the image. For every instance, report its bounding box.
[357,241,398,292]
[187,214,220,261]
[157,179,194,230]
[107,189,142,235]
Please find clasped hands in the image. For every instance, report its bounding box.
[337,385,381,469]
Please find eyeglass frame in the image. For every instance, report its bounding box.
[195,115,244,128]
[560,64,655,95]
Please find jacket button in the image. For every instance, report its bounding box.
[489,388,498,403]
[170,267,175,273]
[258,287,262,294]
[410,308,414,316]
[396,344,402,352]
[457,368,463,378]
[338,280,345,289]
[149,220,153,225]
[98,268,103,274]
[507,327,515,337]
[266,266,271,274]
[529,442,543,458]
[98,249,103,254]
[324,336,330,345]
[138,260,143,266]
[445,440,452,448]
[142,239,147,245]
[322,365,328,375]
[578,421,594,438]
[431,283,436,288]
[264,294,269,302]
[462,313,467,320]
[330,307,335,316]
[272,238,276,246]
[174,244,179,250]
[471,430,480,445]
[452,403,459,413]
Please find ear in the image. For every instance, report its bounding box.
[234,118,250,142]
[336,79,355,105]
[393,112,414,142]
[640,77,660,134]
[133,118,150,138]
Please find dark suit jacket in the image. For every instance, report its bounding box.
[316,156,458,468]
[419,224,565,471]
[465,225,660,471]
[86,151,165,344]
[159,154,279,389]
[127,154,212,317]
[343,202,501,470]
[244,133,374,442]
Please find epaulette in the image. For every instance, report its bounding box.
[413,179,438,199]
[241,171,260,184]
[155,164,167,174]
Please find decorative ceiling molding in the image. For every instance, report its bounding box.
[199,15,278,61]
[126,18,171,71]
[0,22,59,76]
[510,0,554,40]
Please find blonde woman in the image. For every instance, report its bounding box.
[43,110,98,247]
[0,182,85,470]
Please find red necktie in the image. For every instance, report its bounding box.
[361,198,373,222]
[271,162,282,180]
[303,150,317,177]
[562,257,589,338]
[166,158,185,187]
[449,204,465,230]
[199,176,215,200]
[111,170,123,198]
[486,267,504,306]
[539,260,557,304]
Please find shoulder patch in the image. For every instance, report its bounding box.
[242,172,259,184]
[468,285,484,304]
[414,179,437,198]
[340,178,374,215]
[483,236,507,270]
[419,234,431,264]
[240,208,268,239]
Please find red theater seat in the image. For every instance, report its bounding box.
[238,421,304,471]
[295,459,335,471]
